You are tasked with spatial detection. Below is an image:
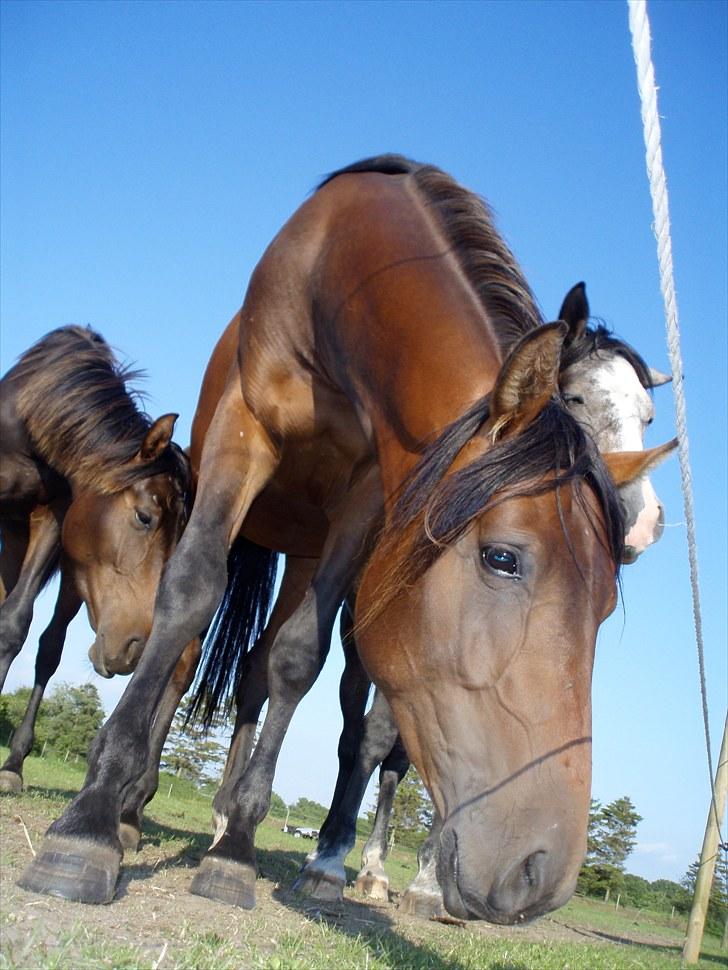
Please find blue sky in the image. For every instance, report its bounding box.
[1,0,725,885]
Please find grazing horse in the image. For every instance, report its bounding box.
[294,282,676,907]
[19,156,670,923]
[0,326,191,791]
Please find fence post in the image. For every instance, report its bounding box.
[682,712,728,966]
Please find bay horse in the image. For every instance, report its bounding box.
[115,279,676,858]
[20,156,671,924]
[0,326,192,791]
[293,282,676,907]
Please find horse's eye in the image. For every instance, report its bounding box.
[135,508,153,528]
[563,393,585,406]
[481,546,521,577]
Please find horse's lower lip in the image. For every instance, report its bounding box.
[622,546,639,564]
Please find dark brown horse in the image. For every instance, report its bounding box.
[20,157,670,923]
[0,326,191,791]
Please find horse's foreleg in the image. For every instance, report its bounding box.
[17,391,278,905]
[190,470,381,910]
[118,637,201,852]
[0,503,65,692]
[0,566,81,792]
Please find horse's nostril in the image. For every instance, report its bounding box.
[522,850,546,889]
[123,637,145,669]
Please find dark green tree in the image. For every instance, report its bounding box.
[289,797,328,826]
[585,798,603,862]
[367,768,434,849]
[682,852,728,935]
[650,878,692,916]
[577,795,642,899]
[161,697,227,786]
[596,797,642,870]
[42,683,105,758]
[268,790,287,818]
[0,688,43,751]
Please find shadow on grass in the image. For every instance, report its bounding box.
[262,847,469,970]
[124,827,472,970]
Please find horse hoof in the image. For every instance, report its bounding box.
[190,856,256,909]
[292,868,345,901]
[118,823,141,853]
[354,871,389,901]
[398,888,447,919]
[0,770,23,794]
[16,835,120,904]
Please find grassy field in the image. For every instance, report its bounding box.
[1,750,725,970]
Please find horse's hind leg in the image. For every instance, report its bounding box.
[190,469,381,910]
[0,566,81,792]
[353,724,409,901]
[311,600,372,848]
[17,386,278,905]
[0,503,65,692]
[398,812,446,919]
[210,556,316,842]
[118,637,201,852]
[294,686,399,901]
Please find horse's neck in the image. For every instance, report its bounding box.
[310,179,504,502]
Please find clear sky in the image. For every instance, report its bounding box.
[1,0,725,886]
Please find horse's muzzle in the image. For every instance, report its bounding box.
[88,635,144,677]
[438,823,572,925]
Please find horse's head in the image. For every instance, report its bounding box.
[62,414,190,677]
[356,326,670,924]
[557,282,676,563]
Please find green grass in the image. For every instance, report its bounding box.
[1,750,726,970]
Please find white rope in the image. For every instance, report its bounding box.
[627,0,720,834]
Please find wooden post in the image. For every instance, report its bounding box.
[682,711,728,966]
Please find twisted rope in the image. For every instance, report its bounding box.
[628,0,722,839]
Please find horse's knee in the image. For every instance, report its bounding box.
[157,543,227,638]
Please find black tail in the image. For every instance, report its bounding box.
[187,535,279,729]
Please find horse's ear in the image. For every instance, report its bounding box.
[558,282,589,346]
[602,438,678,486]
[488,322,567,440]
[138,413,178,462]
[648,367,672,387]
